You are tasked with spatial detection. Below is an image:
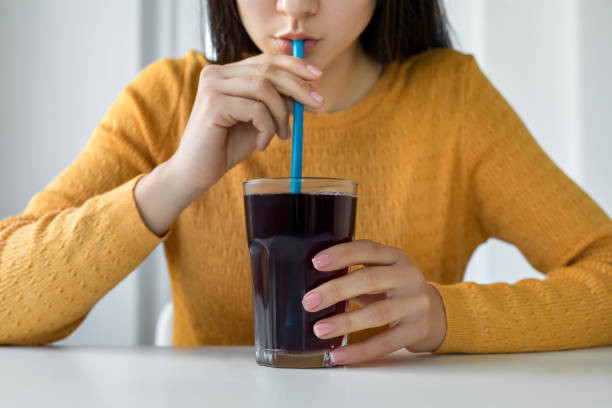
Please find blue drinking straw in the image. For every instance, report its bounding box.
[290,40,304,194]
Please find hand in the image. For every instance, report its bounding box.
[302,239,447,366]
[170,52,325,200]
[135,53,324,235]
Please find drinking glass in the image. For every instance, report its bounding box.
[244,177,358,368]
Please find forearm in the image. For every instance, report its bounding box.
[0,177,163,344]
[432,233,612,353]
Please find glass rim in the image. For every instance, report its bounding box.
[243,177,358,187]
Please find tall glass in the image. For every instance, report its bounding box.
[244,177,358,368]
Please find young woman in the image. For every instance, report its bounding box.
[1,0,610,365]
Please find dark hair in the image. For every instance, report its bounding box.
[204,0,452,65]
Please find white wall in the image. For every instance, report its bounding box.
[0,0,610,345]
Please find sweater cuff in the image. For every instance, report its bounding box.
[105,175,169,260]
[429,282,476,354]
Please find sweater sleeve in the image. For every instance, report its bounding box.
[431,56,612,353]
[0,56,185,344]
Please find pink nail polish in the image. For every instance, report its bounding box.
[331,349,349,365]
[302,292,322,310]
[312,253,331,269]
[311,90,324,104]
[306,64,323,76]
[314,322,335,337]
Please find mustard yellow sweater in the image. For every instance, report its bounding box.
[1,49,611,352]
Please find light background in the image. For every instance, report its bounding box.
[0,0,610,345]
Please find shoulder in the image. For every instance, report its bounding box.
[126,50,210,100]
[383,48,513,154]
[100,51,212,160]
[403,48,503,108]
[382,49,480,134]
[140,49,210,80]
[395,48,478,98]
[388,48,503,123]
[404,48,474,74]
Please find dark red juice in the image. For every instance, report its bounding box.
[244,192,356,353]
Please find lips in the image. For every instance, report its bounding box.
[273,38,319,56]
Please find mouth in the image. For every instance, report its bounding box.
[273,32,320,56]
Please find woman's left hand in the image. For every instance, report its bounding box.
[302,239,447,365]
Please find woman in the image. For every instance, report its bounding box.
[0,0,610,366]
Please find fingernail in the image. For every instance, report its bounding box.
[314,322,335,337]
[306,64,323,76]
[312,253,331,269]
[311,90,324,104]
[331,349,349,365]
[302,292,322,311]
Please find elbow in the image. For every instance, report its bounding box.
[0,316,85,346]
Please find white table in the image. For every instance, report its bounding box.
[1,346,610,407]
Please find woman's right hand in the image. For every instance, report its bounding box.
[135,53,324,236]
[170,53,324,198]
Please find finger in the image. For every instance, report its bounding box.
[351,293,386,308]
[215,76,289,140]
[283,95,294,114]
[225,53,323,81]
[302,266,407,312]
[313,297,410,339]
[329,321,422,366]
[283,96,293,138]
[214,95,276,151]
[312,239,406,271]
[215,62,324,109]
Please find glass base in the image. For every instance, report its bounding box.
[255,346,340,368]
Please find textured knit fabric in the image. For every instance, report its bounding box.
[1,49,611,352]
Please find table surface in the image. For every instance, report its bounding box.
[1,346,611,408]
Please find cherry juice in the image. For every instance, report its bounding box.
[244,192,356,353]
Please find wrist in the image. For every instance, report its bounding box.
[425,283,447,352]
[162,157,205,206]
[164,155,216,204]
[134,160,201,237]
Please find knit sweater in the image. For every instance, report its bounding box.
[1,49,611,352]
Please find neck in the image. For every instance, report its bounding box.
[309,42,383,114]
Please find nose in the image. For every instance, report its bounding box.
[276,0,318,21]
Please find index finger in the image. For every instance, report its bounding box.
[226,53,323,81]
[312,240,404,271]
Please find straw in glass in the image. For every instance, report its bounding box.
[290,39,304,194]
